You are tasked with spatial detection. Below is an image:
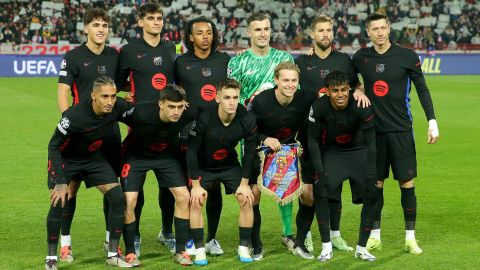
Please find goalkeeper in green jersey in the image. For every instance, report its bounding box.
[227,12,310,260]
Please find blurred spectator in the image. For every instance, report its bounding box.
[0,0,478,50]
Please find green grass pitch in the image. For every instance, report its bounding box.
[0,76,479,269]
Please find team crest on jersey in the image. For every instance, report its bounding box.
[60,59,66,69]
[201,67,212,77]
[376,64,385,73]
[320,69,330,78]
[97,66,106,75]
[153,56,163,66]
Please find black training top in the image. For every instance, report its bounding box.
[353,43,436,132]
[175,51,231,115]
[187,105,257,180]
[119,102,193,159]
[48,98,131,184]
[250,89,310,145]
[58,43,119,104]
[295,50,359,106]
[308,94,376,179]
[117,38,176,103]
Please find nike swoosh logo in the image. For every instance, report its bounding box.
[185,65,195,70]
[84,62,93,66]
[307,66,317,71]
[137,53,147,59]
[246,70,254,75]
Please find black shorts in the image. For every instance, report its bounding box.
[100,122,122,176]
[197,166,242,194]
[376,132,417,181]
[300,156,315,185]
[47,154,118,189]
[322,149,368,204]
[120,155,187,192]
[249,155,261,185]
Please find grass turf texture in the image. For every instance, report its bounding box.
[0,76,479,270]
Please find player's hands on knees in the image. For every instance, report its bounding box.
[236,184,254,207]
[51,184,68,207]
[428,119,439,144]
[190,186,207,208]
[264,137,282,151]
[353,88,371,108]
[125,92,134,102]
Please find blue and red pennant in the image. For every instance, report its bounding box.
[258,143,303,205]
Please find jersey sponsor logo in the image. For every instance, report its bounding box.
[150,142,168,152]
[320,69,330,78]
[137,53,147,59]
[97,65,106,75]
[373,80,389,97]
[213,149,229,160]
[88,139,103,152]
[336,134,352,144]
[275,128,292,140]
[201,67,211,77]
[307,65,317,71]
[200,84,217,101]
[151,73,167,90]
[153,56,163,66]
[375,63,385,73]
[60,59,66,69]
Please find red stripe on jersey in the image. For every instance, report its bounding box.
[72,82,79,104]
[129,71,136,103]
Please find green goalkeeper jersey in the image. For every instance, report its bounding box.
[227,48,294,104]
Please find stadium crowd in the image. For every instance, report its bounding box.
[0,0,479,50]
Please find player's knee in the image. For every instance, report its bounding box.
[174,189,190,209]
[301,185,314,206]
[105,186,126,211]
[399,179,414,188]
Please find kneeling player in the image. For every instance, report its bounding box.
[187,78,256,265]
[307,71,381,262]
[46,76,132,269]
[118,85,194,266]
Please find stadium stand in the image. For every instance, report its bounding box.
[0,0,479,52]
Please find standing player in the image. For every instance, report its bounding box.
[307,71,380,262]
[174,16,231,255]
[187,78,257,265]
[294,15,369,252]
[46,76,132,269]
[227,13,300,259]
[353,13,439,254]
[249,62,311,259]
[57,8,119,261]
[116,2,177,255]
[118,85,194,266]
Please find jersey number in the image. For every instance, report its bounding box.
[121,164,131,178]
